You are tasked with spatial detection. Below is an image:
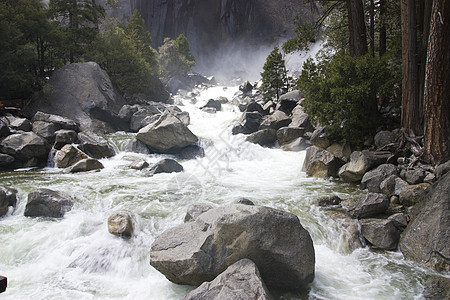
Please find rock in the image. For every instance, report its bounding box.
[302,146,344,178]
[245,129,277,147]
[130,109,161,132]
[0,121,11,138]
[435,160,450,178]
[137,111,198,153]
[78,131,116,159]
[24,188,73,218]
[123,139,152,155]
[388,213,408,229]
[232,112,263,135]
[275,90,301,115]
[55,145,88,168]
[67,158,104,173]
[107,212,134,238]
[0,154,15,168]
[350,193,389,219]
[245,102,266,115]
[310,127,331,149]
[184,204,213,222]
[128,158,149,170]
[150,204,315,291]
[374,130,397,149]
[423,172,436,184]
[25,63,128,133]
[33,111,79,131]
[259,110,291,130]
[280,137,310,152]
[32,121,57,143]
[262,101,275,114]
[326,142,352,163]
[54,129,78,150]
[338,151,391,182]
[360,218,400,250]
[404,168,426,184]
[399,183,429,207]
[361,164,398,193]
[0,132,50,162]
[324,211,364,253]
[380,175,409,196]
[236,198,255,205]
[399,172,450,271]
[0,186,18,217]
[118,104,140,122]
[289,105,313,132]
[178,145,205,160]
[239,81,253,95]
[202,99,222,111]
[276,127,305,144]
[315,195,342,207]
[3,116,31,131]
[201,107,216,114]
[214,96,228,104]
[147,159,184,175]
[183,259,273,300]
[422,276,450,300]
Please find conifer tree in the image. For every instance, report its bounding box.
[260,46,288,102]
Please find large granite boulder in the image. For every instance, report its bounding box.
[276,127,305,145]
[54,129,78,150]
[0,186,18,217]
[150,204,315,291]
[399,183,429,207]
[289,104,313,132]
[33,111,79,131]
[310,127,331,149]
[0,132,51,162]
[338,151,391,182]
[259,110,291,130]
[360,218,401,250]
[302,146,344,178]
[2,116,31,131]
[399,172,450,271]
[32,121,58,143]
[245,129,277,147]
[78,131,116,159]
[24,188,74,218]
[67,158,104,173]
[360,164,398,193]
[183,259,273,300]
[350,193,389,219]
[280,137,310,152]
[137,111,198,153]
[55,144,88,168]
[275,90,301,115]
[232,112,263,135]
[380,175,409,196]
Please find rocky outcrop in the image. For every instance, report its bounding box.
[302,146,344,178]
[150,204,315,291]
[107,212,134,238]
[399,172,450,271]
[184,259,273,300]
[24,188,74,218]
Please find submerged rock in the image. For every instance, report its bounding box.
[24,188,73,218]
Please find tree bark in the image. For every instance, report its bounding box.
[347,0,367,57]
[369,0,375,57]
[423,0,450,165]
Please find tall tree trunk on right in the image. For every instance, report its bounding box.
[423,0,450,165]
[347,0,368,57]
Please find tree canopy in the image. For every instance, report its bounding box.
[260,46,288,102]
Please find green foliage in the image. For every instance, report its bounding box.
[260,47,288,102]
[298,53,393,142]
[158,34,195,77]
[282,23,316,54]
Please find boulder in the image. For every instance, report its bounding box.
[67,158,104,173]
[184,204,214,222]
[118,104,140,122]
[245,102,266,115]
[388,213,408,229]
[399,183,429,207]
[245,129,277,147]
[310,127,331,149]
[55,145,88,168]
[24,188,74,218]
[403,168,426,185]
[128,158,149,170]
[0,154,15,168]
[326,142,352,163]
[0,132,50,162]
[374,130,397,149]
[280,137,310,152]
[123,139,152,155]
[239,81,253,95]
[150,204,315,291]
[54,129,78,150]
[201,107,216,114]
[78,131,116,159]
[276,127,305,144]
[289,105,313,132]
[422,276,450,300]
[232,112,263,135]
[137,111,198,153]
[236,198,255,205]
[380,175,409,196]
[324,211,364,254]
[130,109,161,132]
[275,90,301,115]
[32,121,57,143]
[183,259,273,300]
[435,160,450,178]
[315,195,342,207]
[0,121,11,138]
[107,212,134,238]
[25,62,128,133]
[202,99,222,111]
[147,159,184,175]
[399,172,450,271]
[178,145,205,160]
[33,111,79,131]
[361,164,398,193]
[350,193,389,219]
[302,146,344,178]
[259,110,291,130]
[360,218,400,250]
[3,116,31,131]
[0,186,17,217]
[338,151,391,182]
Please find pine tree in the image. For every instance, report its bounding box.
[158,34,195,77]
[260,46,288,102]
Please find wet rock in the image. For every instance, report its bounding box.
[123,139,152,155]
[239,81,253,95]
[183,259,273,300]
[374,130,397,149]
[232,112,263,135]
[326,142,352,163]
[150,204,315,291]
[315,195,342,207]
[0,186,17,217]
[201,107,216,114]
[0,276,6,293]
[361,164,398,193]
[0,154,15,168]
[184,204,213,223]
[422,276,450,300]
[399,172,450,271]
[289,104,313,132]
[325,210,364,253]
[360,218,400,250]
[78,131,115,159]
[236,198,255,205]
[259,110,291,130]
[276,127,305,144]
[55,144,88,168]
[202,99,222,111]
[147,159,183,176]
[54,129,78,150]
[380,175,409,196]
[33,111,79,131]
[128,158,149,170]
[137,111,198,153]
[275,90,301,115]
[67,158,104,173]
[214,96,228,104]
[0,132,50,162]
[107,212,134,238]
[399,183,429,207]
[24,188,74,218]
[246,129,277,147]
[178,145,205,160]
[338,151,391,182]
[350,193,389,219]
[310,127,331,149]
[404,168,426,184]
[302,146,344,178]
[280,137,310,152]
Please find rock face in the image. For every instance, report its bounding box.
[184,258,273,300]
[150,204,315,291]
[24,188,74,218]
[137,111,198,153]
[399,172,450,271]
[25,62,127,133]
[302,146,344,178]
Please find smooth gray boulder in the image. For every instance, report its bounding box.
[150,204,315,291]
[350,193,389,219]
[130,109,161,132]
[280,137,310,152]
[339,151,391,182]
[107,212,134,238]
[302,146,344,178]
[123,139,152,155]
[399,172,450,271]
[67,158,104,173]
[289,104,313,132]
[259,110,291,130]
[3,116,31,131]
[245,129,277,147]
[326,142,352,163]
[0,132,50,162]
[183,259,273,300]
[0,186,17,217]
[24,188,73,218]
[360,218,400,250]
[147,159,183,175]
[33,111,79,131]
[361,164,398,193]
[137,111,198,153]
[55,144,88,168]
[404,168,426,185]
[78,131,115,159]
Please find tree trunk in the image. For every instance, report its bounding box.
[369,0,375,57]
[423,0,450,165]
[401,0,420,135]
[379,0,387,57]
[347,0,367,57]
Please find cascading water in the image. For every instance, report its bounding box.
[0,85,433,299]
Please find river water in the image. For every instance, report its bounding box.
[0,85,433,299]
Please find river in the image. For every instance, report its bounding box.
[0,85,431,299]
